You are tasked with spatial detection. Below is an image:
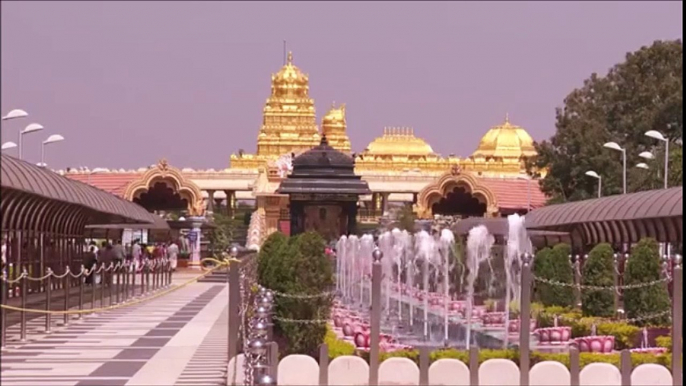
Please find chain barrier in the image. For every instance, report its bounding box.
[538,309,672,324]
[272,315,329,325]
[269,288,338,300]
[0,258,237,315]
[532,275,669,291]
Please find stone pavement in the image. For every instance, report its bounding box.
[1,276,229,386]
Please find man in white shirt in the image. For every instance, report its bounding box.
[132,239,142,272]
[167,241,179,271]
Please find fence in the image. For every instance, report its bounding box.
[228,249,683,386]
[0,258,175,347]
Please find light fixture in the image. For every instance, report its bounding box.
[1,141,18,151]
[41,134,65,167]
[603,141,626,194]
[644,130,669,189]
[639,151,654,160]
[585,170,602,198]
[1,109,28,121]
[636,163,649,170]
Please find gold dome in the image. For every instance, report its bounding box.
[271,52,310,97]
[363,127,436,157]
[472,115,536,159]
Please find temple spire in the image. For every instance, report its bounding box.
[287,51,293,65]
[505,112,510,124]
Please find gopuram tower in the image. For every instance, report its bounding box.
[321,103,352,154]
[256,51,321,156]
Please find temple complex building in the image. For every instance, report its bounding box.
[62,51,546,247]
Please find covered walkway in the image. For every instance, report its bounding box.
[525,187,682,249]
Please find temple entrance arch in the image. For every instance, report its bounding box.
[123,159,205,216]
[416,168,498,219]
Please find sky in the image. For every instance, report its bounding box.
[1,1,682,170]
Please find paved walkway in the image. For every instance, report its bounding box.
[1,276,229,386]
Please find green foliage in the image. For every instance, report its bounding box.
[324,328,355,359]
[623,238,671,326]
[358,348,671,370]
[656,335,672,352]
[581,243,615,317]
[208,212,235,257]
[597,322,641,350]
[258,232,334,356]
[530,39,683,202]
[397,205,417,232]
[533,245,576,308]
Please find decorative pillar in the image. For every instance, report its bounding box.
[206,190,215,214]
[381,193,390,215]
[224,190,236,216]
[373,193,382,211]
[188,217,204,270]
[412,192,418,205]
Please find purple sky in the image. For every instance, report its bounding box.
[1,1,682,170]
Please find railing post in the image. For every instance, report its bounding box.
[318,344,329,386]
[63,267,70,325]
[1,270,7,348]
[369,248,383,386]
[115,263,121,304]
[620,349,632,386]
[131,262,137,298]
[78,265,85,318]
[20,268,27,342]
[519,253,532,386]
[227,247,241,363]
[569,346,580,386]
[100,265,106,308]
[672,256,682,386]
[90,264,98,315]
[45,268,53,333]
[145,260,150,295]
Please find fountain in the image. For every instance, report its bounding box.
[504,214,532,348]
[439,228,455,345]
[415,230,437,340]
[465,225,495,348]
[347,235,360,302]
[359,235,375,307]
[378,232,394,317]
[336,236,347,296]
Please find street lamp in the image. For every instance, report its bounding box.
[644,130,669,189]
[1,109,28,121]
[636,163,649,170]
[517,175,532,212]
[1,142,18,151]
[639,151,654,160]
[41,134,65,167]
[603,142,626,194]
[585,170,602,198]
[18,123,44,160]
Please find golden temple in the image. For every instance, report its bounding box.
[64,51,547,248]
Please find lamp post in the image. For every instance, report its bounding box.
[18,123,44,160]
[1,142,18,151]
[585,170,602,198]
[517,175,532,212]
[1,109,28,121]
[645,130,669,189]
[40,134,65,167]
[603,142,626,194]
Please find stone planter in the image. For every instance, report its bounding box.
[482,312,506,326]
[535,326,572,344]
[574,335,615,353]
[508,318,537,333]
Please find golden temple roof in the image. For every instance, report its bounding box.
[321,102,351,153]
[472,115,536,159]
[271,51,309,97]
[363,127,436,157]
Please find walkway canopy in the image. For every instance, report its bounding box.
[1,154,158,234]
[525,187,682,248]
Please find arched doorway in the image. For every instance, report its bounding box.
[123,159,205,216]
[416,169,498,219]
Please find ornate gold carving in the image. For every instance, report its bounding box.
[415,171,498,219]
[321,102,351,153]
[472,115,537,160]
[450,164,462,176]
[158,158,169,172]
[190,199,206,216]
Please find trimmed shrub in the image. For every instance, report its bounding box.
[581,243,615,317]
[324,328,355,359]
[258,232,334,356]
[623,238,671,326]
[533,244,575,307]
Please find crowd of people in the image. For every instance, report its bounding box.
[84,239,180,285]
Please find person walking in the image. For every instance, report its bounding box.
[167,240,179,271]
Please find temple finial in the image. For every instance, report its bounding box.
[505,112,510,124]
[320,134,328,146]
[287,51,293,64]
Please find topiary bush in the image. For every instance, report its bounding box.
[258,231,334,356]
[623,238,671,326]
[581,243,615,317]
[532,244,575,307]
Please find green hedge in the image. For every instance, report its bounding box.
[258,231,334,356]
[532,244,575,307]
[581,243,615,317]
[623,238,671,326]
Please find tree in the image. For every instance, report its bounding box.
[533,244,575,307]
[208,212,235,259]
[581,243,616,317]
[257,231,334,356]
[623,238,671,326]
[397,204,417,232]
[531,40,683,202]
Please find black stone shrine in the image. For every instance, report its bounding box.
[277,136,371,241]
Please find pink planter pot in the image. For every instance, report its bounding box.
[535,327,572,344]
[574,335,615,353]
[482,312,506,326]
[508,319,537,333]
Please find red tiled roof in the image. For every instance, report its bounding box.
[65,173,139,197]
[480,177,547,210]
